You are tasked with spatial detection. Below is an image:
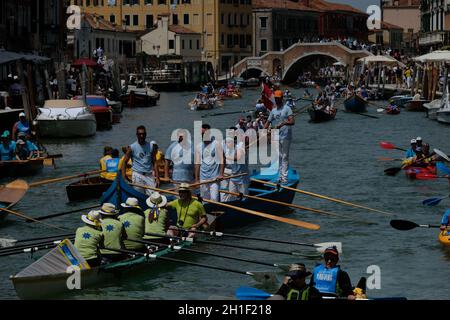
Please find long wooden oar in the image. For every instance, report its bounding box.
[104,246,278,282]
[219,189,374,224]
[379,141,407,152]
[0,236,75,253]
[201,109,254,118]
[128,238,290,269]
[165,228,342,253]
[0,233,74,248]
[144,232,321,258]
[390,219,441,231]
[167,173,248,191]
[422,195,450,206]
[26,205,101,222]
[29,169,104,188]
[131,183,320,230]
[251,178,393,216]
[0,207,68,231]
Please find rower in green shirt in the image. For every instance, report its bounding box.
[166,183,208,238]
[99,203,127,262]
[118,197,145,251]
[143,192,169,243]
[74,210,104,267]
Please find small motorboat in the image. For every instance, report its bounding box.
[405,99,430,112]
[388,95,413,108]
[74,96,112,130]
[35,100,97,138]
[423,99,443,120]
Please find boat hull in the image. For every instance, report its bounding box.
[308,107,337,123]
[405,100,429,112]
[439,230,450,247]
[36,118,97,138]
[11,240,193,299]
[90,107,113,130]
[344,95,367,113]
[403,166,436,179]
[388,96,412,108]
[0,159,44,178]
[66,176,113,202]
[437,110,450,124]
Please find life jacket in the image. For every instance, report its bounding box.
[74,225,103,261]
[100,218,124,255]
[312,264,340,295]
[100,155,112,179]
[286,287,310,300]
[103,157,119,181]
[119,211,145,250]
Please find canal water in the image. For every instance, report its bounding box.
[1,87,450,300]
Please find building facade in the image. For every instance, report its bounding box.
[382,0,420,54]
[368,21,404,51]
[70,13,138,60]
[419,0,450,51]
[252,0,368,58]
[70,0,253,75]
[138,15,202,61]
[0,0,68,60]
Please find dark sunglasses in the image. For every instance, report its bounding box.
[136,132,146,136]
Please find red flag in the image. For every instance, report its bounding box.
[261,82,275,111]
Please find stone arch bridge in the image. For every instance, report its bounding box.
[232,42,371,83]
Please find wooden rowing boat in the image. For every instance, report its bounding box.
[10,238,193,299]
[308,106,337,123]
[100,167,300,230]
[405,99,429,112]
[343,95,368,113]
[0,179,28,221]
[66,176,113,202]
[0,158,44,178]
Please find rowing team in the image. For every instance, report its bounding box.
[74,183,207,267]
[0,130,41,161]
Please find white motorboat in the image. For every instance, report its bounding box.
[35,100,97,138]
[423,99,443,120]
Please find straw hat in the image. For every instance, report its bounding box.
[81,210,102,227]
[286,263,312,279]
[121,197,141,208]
[146,192,167,208]
[178,183,191,192]
[100,203,119,216]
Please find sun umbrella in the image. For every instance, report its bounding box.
[358,55,405,67]
[414,50,450,63]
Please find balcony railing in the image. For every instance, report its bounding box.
[419,31,444,45]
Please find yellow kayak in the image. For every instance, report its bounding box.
[438,229,450,247]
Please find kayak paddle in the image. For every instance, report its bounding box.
[384,167,402,176]
[390,219,441,231]
[236,287,272,300]
[422,195,450,206]
[434,149,450,162]
[379,141,407,152]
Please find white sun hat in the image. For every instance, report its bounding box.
[81,210,102,227]
[121,197,141,208]
[100,203,119,215]
[146,192,167,208]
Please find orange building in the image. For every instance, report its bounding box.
[71,0,253,75]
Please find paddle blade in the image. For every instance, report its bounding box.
[390,220,419,231]
[437,162,450,175]
[384,167,402,176]
[0,238,17,248]
[422,197,445,206]
[235,287,272,300]
[380,141,396,150]
[315,242,343,254]
[416,173,437,180]
[434,149,450,162]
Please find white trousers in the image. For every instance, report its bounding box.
[200,182,220,202]
[132,171,155,196]
[279,139,291,183]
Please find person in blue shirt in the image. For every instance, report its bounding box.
[264,90,295,184]
[122,125,159,196]
[405,139,417,159]
[17,132,40,158]
[440,208,450,231]
[0,130,16,161]
[311,246,355,300]
[12,112,31,141]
